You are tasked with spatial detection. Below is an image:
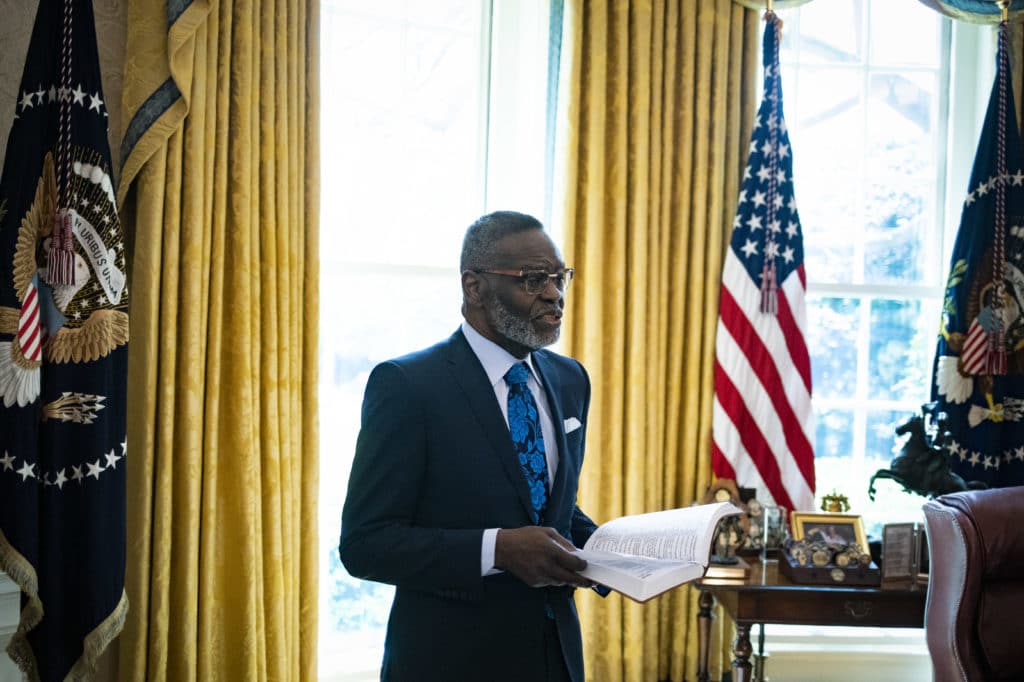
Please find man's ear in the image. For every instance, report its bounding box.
[462,270,485,307]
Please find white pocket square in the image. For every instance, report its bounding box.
[563,417,582,434]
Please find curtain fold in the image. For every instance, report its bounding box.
[560,1,758,680]
[117,0,319,679]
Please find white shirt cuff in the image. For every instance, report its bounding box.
[481,528,502,576]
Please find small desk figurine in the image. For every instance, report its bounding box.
[820,490,850,513]
[711,514,747,564]
[703,479,749,563]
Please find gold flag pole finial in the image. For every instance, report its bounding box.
[767,0,774,13]
[998,0,1009,23]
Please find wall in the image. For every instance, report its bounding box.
[0,0,125,171]
[0,1,126,678]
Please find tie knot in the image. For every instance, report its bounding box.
[504,362,530,387]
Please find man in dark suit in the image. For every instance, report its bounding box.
[340,211,601,682]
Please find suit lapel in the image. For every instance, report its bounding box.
[446,330,536,522]
[532,352,572,519]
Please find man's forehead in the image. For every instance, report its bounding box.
[492,230,563,265]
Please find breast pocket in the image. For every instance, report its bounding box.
[562,418,584,460]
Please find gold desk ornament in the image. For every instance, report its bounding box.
[820,490,850,513]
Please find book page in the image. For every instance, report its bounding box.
[574,549,704,602]
[582,502,740,564]
[576,549,693,579]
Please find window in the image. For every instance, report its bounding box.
[317,1,552,678]
[776,0,992,532]
[764,1,991,676]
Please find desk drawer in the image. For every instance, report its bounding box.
[734,589,925,628]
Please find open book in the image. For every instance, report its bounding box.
[574,501,742,603]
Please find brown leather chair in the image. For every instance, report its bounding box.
[922,487,1024,682]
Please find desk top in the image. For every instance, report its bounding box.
[694,559,926,628]
[697,558,925,595]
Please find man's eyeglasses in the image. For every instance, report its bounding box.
[471,267,575,295]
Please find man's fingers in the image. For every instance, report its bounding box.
[547,564,591,587]
[496,526,593,587]
[543,528,587,569]
[546,528,576,550]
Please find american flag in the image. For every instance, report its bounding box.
[711,13,815,512]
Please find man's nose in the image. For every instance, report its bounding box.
[538,278,563,301]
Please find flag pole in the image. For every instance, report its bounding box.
[998,0,1008,24]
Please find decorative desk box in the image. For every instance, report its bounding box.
[779,551,881,587]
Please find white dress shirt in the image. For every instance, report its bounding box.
[461,321,560,575]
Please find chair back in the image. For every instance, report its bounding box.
[922,486,1024,682]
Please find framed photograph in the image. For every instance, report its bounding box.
[790,512,868,550]
[881,522,917,582]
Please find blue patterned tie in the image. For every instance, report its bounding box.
[505,362,550,524]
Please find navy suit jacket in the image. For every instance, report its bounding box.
[340,329,598,682]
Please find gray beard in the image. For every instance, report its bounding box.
[485,294,559,351]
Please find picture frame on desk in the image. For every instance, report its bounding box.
[880,520,921,577]
[790,512,869,550]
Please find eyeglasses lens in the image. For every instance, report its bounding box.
[523,270,572,294]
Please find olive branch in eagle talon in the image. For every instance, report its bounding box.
[943,259,968,318]
[42,392,106,424]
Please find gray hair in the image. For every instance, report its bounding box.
[460,211,544,272]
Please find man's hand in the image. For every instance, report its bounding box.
[494,526,592,588]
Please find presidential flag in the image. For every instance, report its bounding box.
[931,21,1024,488]
[712,13,815,512]
[0,0,129,679]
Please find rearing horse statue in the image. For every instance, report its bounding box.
[868,403,986,500]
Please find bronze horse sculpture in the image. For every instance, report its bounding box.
[868,403,986,500]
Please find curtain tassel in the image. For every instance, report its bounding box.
[46,208,76,286]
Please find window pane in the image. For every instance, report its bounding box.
[814,409,853,458]
[319,268,462,665]
[868,298,936,403]
[321,0,486,268]
[865,408,908,463]
[791,67,864,283]
[783,0,864,65]
[320,269,462,367]
[808,297,860,398]
[861,409,928,531]
[869,1,942,67]
[864,71,940,285]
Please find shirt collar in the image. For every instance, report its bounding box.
[461,320,540,389]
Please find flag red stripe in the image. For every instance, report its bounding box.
[713,363,797,511]
[719,285,816,489]
[711,441,737,481]
[777,266,811,393]
[23,285,37,306]
[21,323,40,354]
[18,311,39,341]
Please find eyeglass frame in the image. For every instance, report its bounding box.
[468,267,575,295]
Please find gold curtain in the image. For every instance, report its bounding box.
[116,0,319,679]
[560,1,759,680]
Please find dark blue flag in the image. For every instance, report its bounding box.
[932,22,1024,488]
[0,0,128,679]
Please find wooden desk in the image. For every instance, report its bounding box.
[694,558,926,682]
